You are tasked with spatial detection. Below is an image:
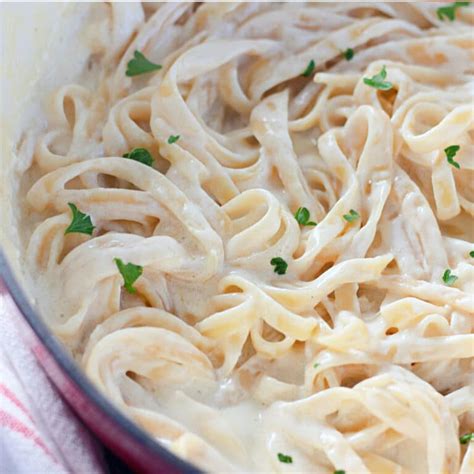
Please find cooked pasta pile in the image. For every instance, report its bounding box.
[22,2,474,473]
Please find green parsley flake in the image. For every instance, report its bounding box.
[313,363,320,369]
[334,471,346,474]
[302,59,316,77]
[114,258,143,294]
[460,433,473,444]
[343,48,354,61]
[123,148,154,167]
[343,209,360,223]
[442,269,458,286]
[271,257,288,275]
[168,135,180,144]
[126,50,162,77]
[64,203,95,236]
[363,65,393,91]
[437,2,470,21]
[444,145,461,169]
[294,207,317,226]
[277,453,293,464]
[470,250,474,258]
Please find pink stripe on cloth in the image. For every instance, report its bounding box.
[0,409,60,465]
[0,382,35,422]
[0,284,105,474]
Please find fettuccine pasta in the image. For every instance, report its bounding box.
[20,2,474,473]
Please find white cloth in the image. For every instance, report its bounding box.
[0,285,105,474]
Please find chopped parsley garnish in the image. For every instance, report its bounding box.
[460,433,473,444]
[442,269,458,286]
[313,363,319,369]
[343,48,354,61]
[277,453,293,464]
[294,207,317,226]
[114,258,143,294]
[64,203,95,236]
[363,65,393,91]
[437,2,470,21]
[470,250,474,258]
[343,209,360,223]
[302,59,315,77]
[271,257,288,275]
[168,135,180,144]
[126,50,162,77]
[444,145,461,169]
[123,148,154,167]
[334,471,346,474]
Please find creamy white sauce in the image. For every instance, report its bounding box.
[8,2,474,473]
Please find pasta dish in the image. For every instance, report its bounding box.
[17,2,474,472]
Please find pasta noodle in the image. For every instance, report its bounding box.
[19,2,474,472]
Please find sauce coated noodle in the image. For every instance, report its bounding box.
[23,2,474,473]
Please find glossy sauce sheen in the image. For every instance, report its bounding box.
[20,3,474,473]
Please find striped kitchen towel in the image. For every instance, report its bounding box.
[0,283,104,474]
